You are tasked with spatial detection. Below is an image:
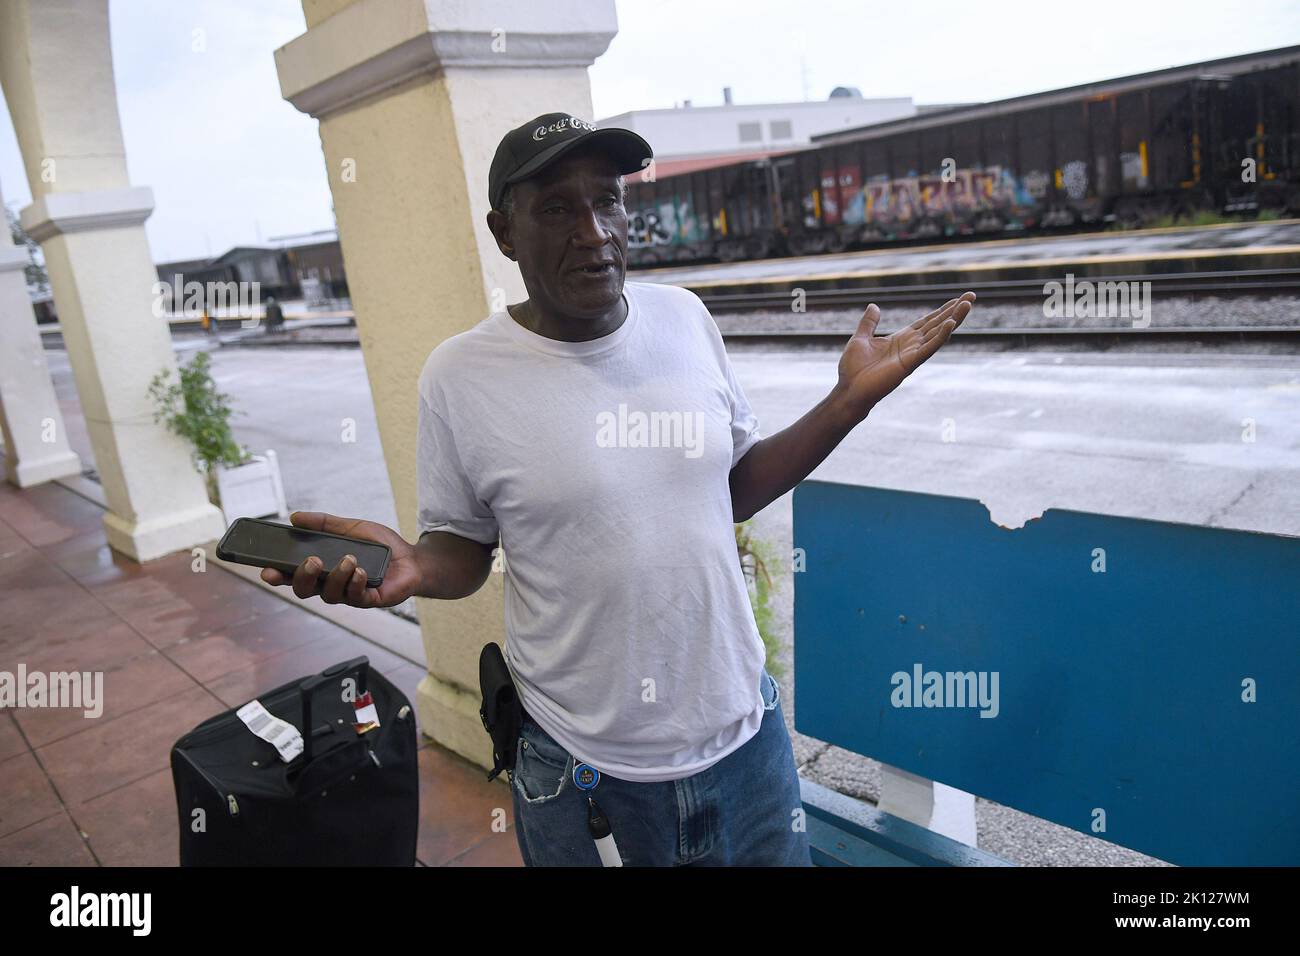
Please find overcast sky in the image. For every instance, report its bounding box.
[2,0,1297,263]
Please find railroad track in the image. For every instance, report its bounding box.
[693,267,1300,312]
[721,326,1300,349]
[35,308,1298,352]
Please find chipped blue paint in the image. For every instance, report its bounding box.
[793,480,1300,867]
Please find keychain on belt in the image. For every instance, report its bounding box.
[573,762,621,867]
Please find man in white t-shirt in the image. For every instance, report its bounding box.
[262,112,975,866]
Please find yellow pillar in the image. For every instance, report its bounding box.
[0,175,82,487]
[276,0,619,765]
[0,0,225,558]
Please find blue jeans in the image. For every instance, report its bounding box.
[508,670,813,866]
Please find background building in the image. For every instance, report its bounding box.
[597,87,929,178]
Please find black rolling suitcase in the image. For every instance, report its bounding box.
[171,656,418,866]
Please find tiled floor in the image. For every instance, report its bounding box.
[0,479,521,867]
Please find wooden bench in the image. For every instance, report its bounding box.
[792,480,1300,867]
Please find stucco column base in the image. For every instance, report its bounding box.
[5,449,82,488]
[416,670,496,769]
[102,501,227,563]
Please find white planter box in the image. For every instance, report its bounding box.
[215,449,288,527]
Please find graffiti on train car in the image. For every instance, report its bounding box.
[807,164,1045,230]
[623,46,1300,266]
[628,209,672,247]
[628,197,702,248]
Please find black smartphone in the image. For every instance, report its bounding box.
[216,517,391,588]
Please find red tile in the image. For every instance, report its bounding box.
[41,533,144,585]
[163,602,348,685]
[205,630,412,709]
[71,768,178,867]
[0,550,115,651]
[0,481,519,871]
[88,564,291,649]
[415,745,518,866]
[16,619,155,675]
[444,832,524,867]
[12,647,201,749]
[0,712,27,762]
[0,600,118,659]
[0,483,104,548]
[36,684,226,806]
[0,750,64,838]
[0,810,97,866]
[3,614,150,688]
[0,523,30,561]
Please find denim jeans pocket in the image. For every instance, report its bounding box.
[512,717,572,804]
[761,670,780,712]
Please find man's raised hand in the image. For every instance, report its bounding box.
[835,292,976,417]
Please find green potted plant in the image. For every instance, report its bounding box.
[735,521,784,679]
[148,351,286,524]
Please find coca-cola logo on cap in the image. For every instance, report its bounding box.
[532,116,597,141]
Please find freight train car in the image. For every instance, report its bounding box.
[625,45,1300,265]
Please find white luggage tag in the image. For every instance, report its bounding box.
[237,699,305,762]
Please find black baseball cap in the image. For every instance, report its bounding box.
[488,112,653,211]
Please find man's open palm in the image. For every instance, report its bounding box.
[837,292,976,413]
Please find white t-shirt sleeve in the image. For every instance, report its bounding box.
[416,391,500,545]
[723,347,762,468]
[686,288,762,467]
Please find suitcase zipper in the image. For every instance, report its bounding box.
[178,750,243,821]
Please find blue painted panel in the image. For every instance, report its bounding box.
[806,814,918,867]
[793,480,1300,866]
[801,779,1013,866]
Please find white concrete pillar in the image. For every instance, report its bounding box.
[0,0,225,559]
[0,178,82,487]
[275,0,618,766]
[878,763,979,846]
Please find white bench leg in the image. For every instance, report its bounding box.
[878,764,978,847]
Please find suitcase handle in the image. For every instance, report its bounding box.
[299,656,370,762]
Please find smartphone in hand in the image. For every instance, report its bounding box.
[216,517,391,588]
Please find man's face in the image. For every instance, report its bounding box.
[491,145,628,321]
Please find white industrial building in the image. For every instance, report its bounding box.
[598,87,924,177]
